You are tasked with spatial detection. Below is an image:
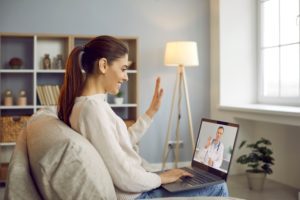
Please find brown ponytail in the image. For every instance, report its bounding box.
[57,46,84,126]
[57,35,128,126]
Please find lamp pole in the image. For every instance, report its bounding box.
[162,65,195,170]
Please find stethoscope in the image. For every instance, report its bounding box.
[204,139,221,162]
[211,139,221,152]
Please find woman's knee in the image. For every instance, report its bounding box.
[219,182,229,196]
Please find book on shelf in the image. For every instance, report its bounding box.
[42,86,51,105]
[36,86,46,105]
[46,85,55,105]
[36,85,61,106]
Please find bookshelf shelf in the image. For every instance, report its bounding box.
[36,69,65,73]
[0,69,34,73]
[0,142,16,147]
[127,70,137,74]
[0,106,35,109]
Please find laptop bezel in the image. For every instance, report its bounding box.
[191,118,239,181]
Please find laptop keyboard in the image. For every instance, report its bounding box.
[181,167,216,185]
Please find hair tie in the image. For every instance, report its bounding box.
[78,47,85,71]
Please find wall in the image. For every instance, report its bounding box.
[219,0,257,105]
[0,0,210,163]
[211,0,300,189]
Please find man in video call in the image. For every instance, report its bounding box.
[195,126,224,168]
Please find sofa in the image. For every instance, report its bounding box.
[4,108,243,200]
[5,108,116,199]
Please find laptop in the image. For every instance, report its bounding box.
[162,118,239,192]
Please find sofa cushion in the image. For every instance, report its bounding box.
[4,130,42,200]
[26,108,117,200]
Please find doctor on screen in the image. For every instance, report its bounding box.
[195,126,224,168]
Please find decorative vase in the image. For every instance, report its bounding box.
[4,90,13,106]
[55,54,64,69]
[114,97,124,104]
[246,171,266,191]
[17,90,27,106]
[43,54,51,69]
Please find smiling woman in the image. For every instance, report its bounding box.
[57,35,129,126]
[56,35,228,199]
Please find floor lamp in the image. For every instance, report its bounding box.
[162,41,199,170]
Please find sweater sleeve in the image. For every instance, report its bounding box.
[127,114,153,145]
[77,101,161,193]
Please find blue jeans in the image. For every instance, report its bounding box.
[136,182,229,199]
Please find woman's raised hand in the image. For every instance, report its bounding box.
[146,77,163,118]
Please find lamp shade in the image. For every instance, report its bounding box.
[164,41,199,67]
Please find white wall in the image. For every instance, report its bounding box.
[211,0,300,189]
[0,0,210,163]
[219,0,257,105]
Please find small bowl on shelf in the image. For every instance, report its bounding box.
[9,57,23,69]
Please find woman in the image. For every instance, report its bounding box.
[57,35,228,199]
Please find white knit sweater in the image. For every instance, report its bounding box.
[70,94,161,199]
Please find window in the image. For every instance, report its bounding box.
[259,0,300,105]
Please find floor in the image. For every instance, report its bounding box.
[227,174,299,200]
[0,175,298,200]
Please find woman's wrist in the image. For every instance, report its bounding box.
[145,109,155,119]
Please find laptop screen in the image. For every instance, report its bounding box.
[192,118,239,175]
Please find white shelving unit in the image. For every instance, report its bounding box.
[0,33,139,183]
[0,142,16,147]
[0,33,139,117]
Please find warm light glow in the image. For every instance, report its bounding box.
[164,41,199,67]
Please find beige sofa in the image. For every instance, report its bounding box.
[5,108,116,199]
[4,108,243,200]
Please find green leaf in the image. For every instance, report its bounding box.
[239,140,247,149]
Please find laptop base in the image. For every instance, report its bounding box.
[162,179,224,193]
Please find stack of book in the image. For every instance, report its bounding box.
[36,85,60,106]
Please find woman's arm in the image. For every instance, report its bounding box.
[77,101,161,193]
[127,114,153,145]
[128,77,163,145]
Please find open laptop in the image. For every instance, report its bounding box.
[162,118,239,192]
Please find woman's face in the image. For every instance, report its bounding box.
[104,54,129,95]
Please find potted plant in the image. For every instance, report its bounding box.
[236,137,274,191]
[114,91,124,104]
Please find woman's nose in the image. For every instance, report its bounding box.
[124,72,129,82]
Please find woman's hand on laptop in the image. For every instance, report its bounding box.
[159,169,193,184]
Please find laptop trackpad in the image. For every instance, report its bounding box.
[162,178,192,192]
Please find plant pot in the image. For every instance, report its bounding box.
[246,171,266,191]
[114,97,124,104]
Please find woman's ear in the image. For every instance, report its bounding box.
[97,58,108,74]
